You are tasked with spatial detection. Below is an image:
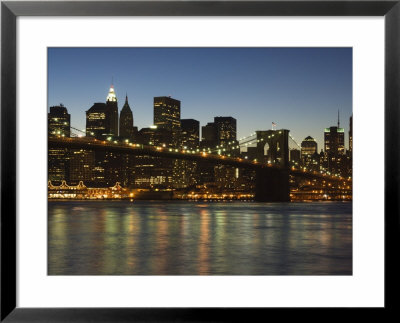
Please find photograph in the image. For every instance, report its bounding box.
[47,47,352,276]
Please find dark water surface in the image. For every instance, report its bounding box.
[48,201,352,275]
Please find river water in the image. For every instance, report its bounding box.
[48,201,352,275]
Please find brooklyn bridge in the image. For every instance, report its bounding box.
[48,128,351,202]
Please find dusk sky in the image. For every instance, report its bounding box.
[48,47,352,150]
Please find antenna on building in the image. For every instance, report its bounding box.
[337,109,340,128]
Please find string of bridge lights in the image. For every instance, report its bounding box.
[67,125,348,180]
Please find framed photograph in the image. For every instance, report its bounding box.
[1,0,398,321]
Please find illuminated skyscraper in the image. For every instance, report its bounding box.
[48,104,70,137]
[324,126,345,156]
[119,95,134,140]
[69,149,95,183]
[323,115,345,175]
[48,104,71,182]
[86,103,108,139]
[301,136,318,158]
[154,96,181,131]
[300,136,319,170]
[106,84,119,137]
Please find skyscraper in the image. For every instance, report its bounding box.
[301,136,318,158]
[181,119,200,149]
[153,96,181,131]
[119,95,134,140]
[324,126,345,156]
[48,104,71,182]
[86,103,108,139]
[106,84,119,137]
[214,116,237,145]
[201,122,218,148]
[48,104,70,137]
[301,136,319,170]
[323,114,345,175]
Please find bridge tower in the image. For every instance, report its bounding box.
[253,129,290,202]
[253,129,290,167]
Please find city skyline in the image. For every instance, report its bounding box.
[48,47,352,149]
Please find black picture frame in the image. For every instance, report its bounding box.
[1,0,399,321]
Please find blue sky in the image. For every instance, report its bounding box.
[48,47,352,150]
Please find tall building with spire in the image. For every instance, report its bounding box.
[119,94,134,140]
[106,84,119,137]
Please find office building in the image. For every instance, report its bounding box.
[69,149,95,183]
[201,122,218,148]
[181,119,200,149]
[323,115,345,175]
[48,104,71,182]
[86,103,109,139]
[214,116,237,145]
[324,126,345,156]
[154,96,181,131]
[48,147,69,182]
[48,104,70,137]
[301,136,318,159]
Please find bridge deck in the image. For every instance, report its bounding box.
[48,137,348,183]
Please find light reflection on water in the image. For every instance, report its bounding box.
[48,201,352,275]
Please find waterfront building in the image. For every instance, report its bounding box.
[119,95,134,140]
[69,149,95,182]
[133,126,175,189]
[48,147,69,182]
[48,104,70,137]
[48,180,132,199]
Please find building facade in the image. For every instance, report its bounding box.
[154,96,181,131]
[181,119,200,149]
[214,116,237,145]
[48,104,71,182]
[48,104,71,137]
[324,126,345,175]
[86,103,109,139]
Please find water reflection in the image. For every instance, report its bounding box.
[48,201,352,275]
